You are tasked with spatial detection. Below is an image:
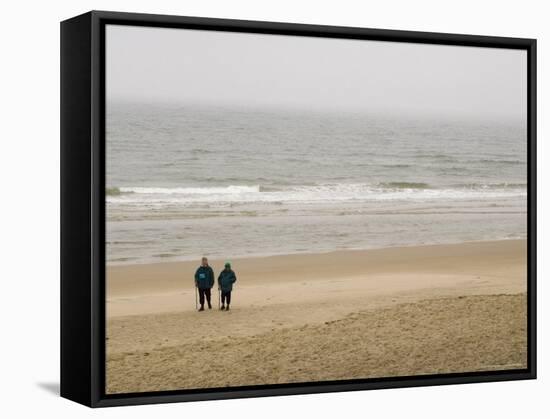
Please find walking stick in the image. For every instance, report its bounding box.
[195,285,198,311]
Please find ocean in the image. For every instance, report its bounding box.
[106,102,527,265]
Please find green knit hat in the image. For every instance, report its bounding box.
[224,262,231,268]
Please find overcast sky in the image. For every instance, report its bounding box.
[106,24,526,120]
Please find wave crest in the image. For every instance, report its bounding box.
[106,182,526,206]
[118,185,260,195]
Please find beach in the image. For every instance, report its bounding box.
[102,34,529,397]
[106,239,527,394]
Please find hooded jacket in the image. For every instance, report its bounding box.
[195,265,214,289]
[218,269,237,292]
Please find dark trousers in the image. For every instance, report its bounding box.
[198,288,211,307]
[221,291,231,306]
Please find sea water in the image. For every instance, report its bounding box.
[106,102,527,265]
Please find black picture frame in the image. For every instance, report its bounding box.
[60,10,537,408]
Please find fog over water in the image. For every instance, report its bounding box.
[106,25,526,120]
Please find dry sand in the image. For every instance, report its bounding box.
[106,240,527,394]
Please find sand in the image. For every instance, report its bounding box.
[106,240,527,394]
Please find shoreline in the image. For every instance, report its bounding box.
[106,236,527,267]
[107,237,525,270]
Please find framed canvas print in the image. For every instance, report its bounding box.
[60,11,536,407]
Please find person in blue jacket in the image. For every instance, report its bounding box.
[218,262,237,311]
[194,257,214,311]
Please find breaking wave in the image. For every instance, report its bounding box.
[106,182,526,206]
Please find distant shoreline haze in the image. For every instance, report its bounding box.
[105,99,528,125]
[106,25,526,121]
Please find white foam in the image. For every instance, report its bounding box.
[119,185,260,195]
[108,183,527,207]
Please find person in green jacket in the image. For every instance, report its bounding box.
[194,257,214,311]
[218,262,237,311]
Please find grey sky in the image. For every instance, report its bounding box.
[106,24,526,120]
